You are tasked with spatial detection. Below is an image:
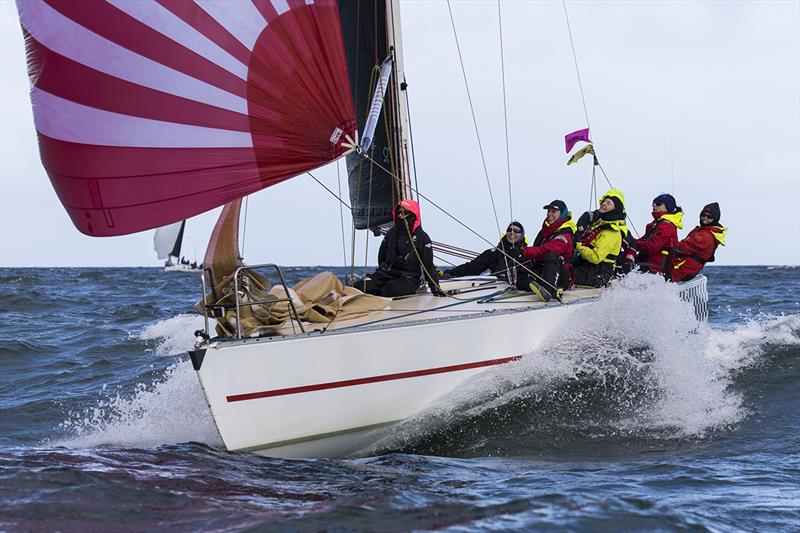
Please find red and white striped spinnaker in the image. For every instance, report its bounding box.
[17,0,356,236]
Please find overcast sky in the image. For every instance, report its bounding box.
[1,0,798,267]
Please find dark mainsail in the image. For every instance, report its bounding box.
[338,0,403,230]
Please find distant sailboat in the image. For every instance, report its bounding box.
[154,221,199,272]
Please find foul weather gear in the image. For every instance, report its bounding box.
[669,224,727,282]
[573,188,627,287]
[359,199,441,297]
[446,222,527,280]
[635,210,684,274]
[516,215,577,296]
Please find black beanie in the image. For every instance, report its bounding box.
[700,202,721,226]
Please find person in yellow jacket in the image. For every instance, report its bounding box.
[572,188,628,287]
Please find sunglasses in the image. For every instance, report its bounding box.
[506,227,522,234]
[652,201,665,206]
[700,214,713,219]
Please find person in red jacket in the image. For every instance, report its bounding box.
[669,202,727,282]
[635,193,684,275]
[518,200,576,301]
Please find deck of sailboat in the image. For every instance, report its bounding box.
[270,277,602,337]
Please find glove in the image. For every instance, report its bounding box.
[432,286,448,297]
[576,210,598,232]
[436,269,451,279]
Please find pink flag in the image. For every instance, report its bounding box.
[565,128,591,153]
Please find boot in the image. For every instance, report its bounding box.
[529,281,552,302]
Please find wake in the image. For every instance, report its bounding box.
[366,273,800,455]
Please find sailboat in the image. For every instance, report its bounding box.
[16,0,707,458]
[153,220,200,272]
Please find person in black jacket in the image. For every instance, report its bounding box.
[357,199,445,297]
[442,221,526,280]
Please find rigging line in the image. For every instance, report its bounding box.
[307,171,352,209]
[562,0,591,130]
[433,254,456,267]
[360,151,560,294]
[446,0,502,236]
[403,81,421,203]
[497,0,513,221]
[336,160,348,267]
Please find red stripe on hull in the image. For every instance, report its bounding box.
[226,356,523,403]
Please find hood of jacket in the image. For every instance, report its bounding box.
[653,210,684,229]
[392,199,422,232]
[600,188,625,209]
[598,188,626,221]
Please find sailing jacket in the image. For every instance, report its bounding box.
[669,225,727,282]
[377,199,440,290]
[635,211,684,274]
[523,217,576,263]
[575,189,628,266]
[447,235,527,278]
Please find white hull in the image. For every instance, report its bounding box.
[193,280,594,457]
[164,264,201,273]
[191,275,707,458]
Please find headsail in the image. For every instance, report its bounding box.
[339,0,410,230]
[153,220,185,261]
[17,0,356,236]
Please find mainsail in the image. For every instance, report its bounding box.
[17,0,356,236]
[153,220,185,261]
[338,0,411,230]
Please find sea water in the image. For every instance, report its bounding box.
[0,266,798,531]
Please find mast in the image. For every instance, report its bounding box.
[385,0,413,201]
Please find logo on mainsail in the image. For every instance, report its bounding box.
[329,127,344,144]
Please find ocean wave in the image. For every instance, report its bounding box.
[54,313,217,449]
[365,274,799,456]
[55,362,222,449]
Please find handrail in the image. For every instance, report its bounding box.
[199,263,306,340]
[232,263,306,338]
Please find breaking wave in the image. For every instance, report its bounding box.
[56,314,221,449]
[366,274,800,456]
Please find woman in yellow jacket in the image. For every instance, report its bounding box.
[573,188,628,287]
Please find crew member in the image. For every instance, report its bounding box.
[634,193,684,274]
[518,200,576,301]
[572,188,628,288]
[443,222,527,280]
[357,199,444,297]
[669,202,726,282]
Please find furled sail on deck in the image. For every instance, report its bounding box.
[338,0,405,229]
[153,220,185,261]
[17,0,356,236]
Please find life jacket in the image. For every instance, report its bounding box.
[640,211,683,271]
[533,216,576,264]
[580,219,625,263]
[671,225,726,273]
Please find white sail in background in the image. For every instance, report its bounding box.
[153,221,185,260]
